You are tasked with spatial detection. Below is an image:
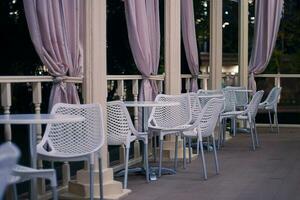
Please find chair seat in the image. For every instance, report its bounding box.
[182,129,197,137]
[8,175,20,184]
[37,145,100,162]
[148,124,192,132]
[221,110,244,117]
[236,115,248,120]
[135,132,148,141]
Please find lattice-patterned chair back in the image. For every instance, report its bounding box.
[149,93,191,129]
[197,89,224,107]
[222,89,237,112]
[247,90,264,119]
[0,143,19,199]
[225,86,248,107]
[107,101,137,147]
[38,103,104,156]
[265,87,282,109]
[189,92,202,123]
[197,98,224,138]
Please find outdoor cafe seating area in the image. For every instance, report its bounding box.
[0,86,282,199]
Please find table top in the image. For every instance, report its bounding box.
[198,94,224,98]
[234,89,253,92]
[124,101,180,107]
[0,114,84,124]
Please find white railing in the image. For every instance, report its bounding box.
[180,74,209,91]
[254,73,300,88]
[3,73,299,196]
[0,76,83,195]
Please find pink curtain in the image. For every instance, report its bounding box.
[249,0,284,91]
[123,0,160,101]
[181,0,200,92]
[23,0,83,109]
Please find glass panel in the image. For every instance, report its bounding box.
[222,0,238,87]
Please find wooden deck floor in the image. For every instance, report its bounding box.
[120,127,300,200]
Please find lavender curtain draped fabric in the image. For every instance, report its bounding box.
[249,0,284,91]
[181,0,200,92]
[23,0,83,108]
[123,0,160,101]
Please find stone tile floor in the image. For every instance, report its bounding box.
[120,127,300,200]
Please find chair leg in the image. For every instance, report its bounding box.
[124,147,130,188]
[188,137,192,163]
[249,120,256,151]
[233,118,236,136]
[89,162,94,200]
[218,119,222,149]
[144,143,149,183]
[183,136,186,169]
[12,184,18,200]
[254,121,259,147]
[275,109,279,134]
[52,186,58,200]
[159,138,163,177]
[199,140,207,180]
[207,137,210,152]
[174,135,178,171]
[222,118,226,146]
[98,157,104,200]
[51,161,55,169]
[212,137,219,174]
[196,136,200,155]
[268,110,273,132]
[153,135,157,162]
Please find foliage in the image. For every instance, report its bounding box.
[265,0,300,74]
[0,0,42,75]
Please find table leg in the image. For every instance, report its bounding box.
[29,124,37,200]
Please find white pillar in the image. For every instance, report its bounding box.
[209,0,223,90]
[62,1,130,198]
[164,0,181,95]
[239,0,249,87]
[83,0,108,169]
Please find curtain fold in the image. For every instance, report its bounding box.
[23,0,83,109]
[181,0,200,92]
[248,0,284,92]
[123,0,160,101]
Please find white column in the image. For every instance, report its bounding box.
[83,0,108,168]
[209,0,223,90]
[239,0,249,87]
[62,0,130,198]
[164,0,181,95]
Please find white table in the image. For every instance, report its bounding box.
[122,101,180,180]
[0,114,84,200]
[234,89,253,93]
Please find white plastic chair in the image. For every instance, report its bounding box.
[10,165,57,200]
[182,98,224,180]
[148,93,192,177]
[37,103,105,200]
[219,89,245,146]
[236,90,264,150]
[0,143,19,199]
[107,101,149,189]
[259,87,282,134]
